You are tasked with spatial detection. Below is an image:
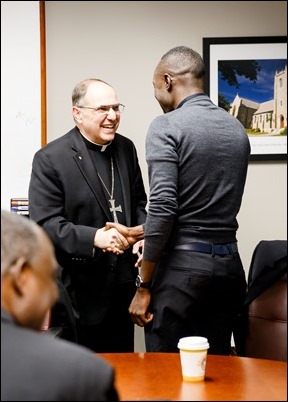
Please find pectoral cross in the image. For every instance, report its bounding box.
[109,199,122,223]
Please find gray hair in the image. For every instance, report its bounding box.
[160,46,205,79]
[1,210,41,275]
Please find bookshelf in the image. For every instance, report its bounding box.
[10,198,29,217]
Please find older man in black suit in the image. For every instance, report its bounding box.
[28,78,147,352]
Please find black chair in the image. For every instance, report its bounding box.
[234,240,287,361]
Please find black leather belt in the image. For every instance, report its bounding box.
[174,242,238,256]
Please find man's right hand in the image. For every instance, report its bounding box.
[105,222,144,246]
[94,227,130,255]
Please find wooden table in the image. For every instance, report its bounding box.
[99,352,287,401]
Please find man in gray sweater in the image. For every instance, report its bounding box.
[107,46,251,355]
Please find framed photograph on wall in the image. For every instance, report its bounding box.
[203,36,287,161]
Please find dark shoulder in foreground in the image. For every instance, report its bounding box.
[1,321,119,401]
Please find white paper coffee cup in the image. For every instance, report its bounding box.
[177,336,209,382]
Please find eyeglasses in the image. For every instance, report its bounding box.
[77,103,125,115]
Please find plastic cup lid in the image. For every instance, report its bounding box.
[177,336,210,350]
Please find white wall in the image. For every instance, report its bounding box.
[1,1,41,210]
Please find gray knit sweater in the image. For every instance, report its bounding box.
[144,94,250,262]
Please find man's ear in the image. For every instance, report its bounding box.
[72,106,81,122]
[164,73,173,91]
[9,257,30,296]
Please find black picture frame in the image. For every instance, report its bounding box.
[203,36,287,161]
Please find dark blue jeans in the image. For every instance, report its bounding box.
[145,249,247,355]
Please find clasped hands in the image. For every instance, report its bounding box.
[95,222,144,258]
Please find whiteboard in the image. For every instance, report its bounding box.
[1,1,41,211]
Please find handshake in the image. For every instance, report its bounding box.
[94,222,145,258]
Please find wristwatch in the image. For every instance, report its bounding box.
[135,274,152,289]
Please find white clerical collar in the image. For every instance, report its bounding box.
[80,131,111,152]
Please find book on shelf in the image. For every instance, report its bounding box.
[10,198,29,206]
[11,205,29,211]
[14,210,29,216]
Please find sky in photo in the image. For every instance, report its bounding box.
[218,59,287,104]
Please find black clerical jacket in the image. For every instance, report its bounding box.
[29,127,147,325]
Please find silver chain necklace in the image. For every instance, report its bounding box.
[97,157,122,223]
